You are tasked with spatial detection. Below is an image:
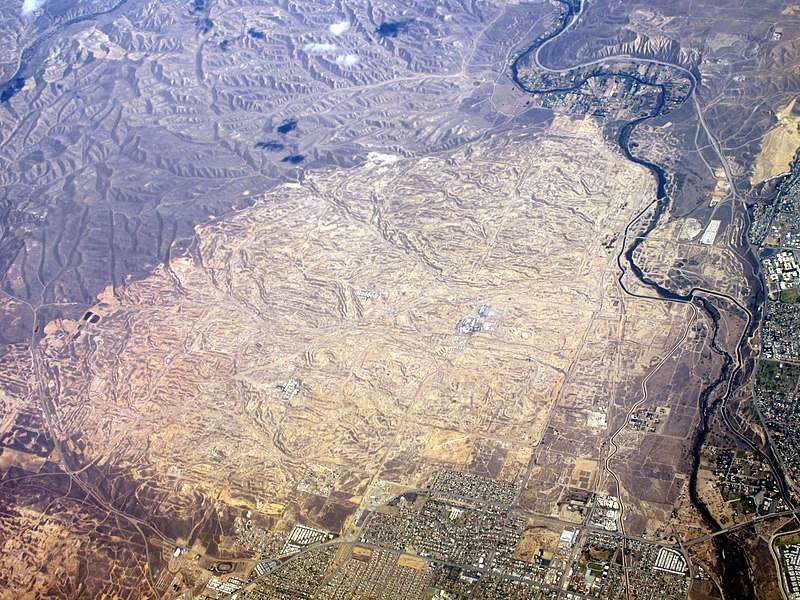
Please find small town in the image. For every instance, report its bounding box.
[192,471,693,600]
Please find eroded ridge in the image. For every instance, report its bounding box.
[1,117,694,596]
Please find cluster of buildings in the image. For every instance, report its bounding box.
[752,167,800,492]
[762,300,800,361]
[654,547,688,575]
[296,464,340,497]
[358,470,573,597]
[589,495,621,532]
[232,516,286,557]
[199,524,336,598]
[563,531,691,599]
[629,407,665,433]
[355,288,380,300]
[710,448,785,517]
[744,156,800,600]
[569,552,611,596]
[751,162,800,518]
[197,470,693,600]
[316,547,429,600]
[781,226,800,248]
[409,499,506,567]
[359,503,418,551]
[624,540,690,599]
[700,219,721,245]
[255,545,339,598]
[751,158,800,600]
[781,544,800,598]
[277,378,300,402]
[569,532,622,598]
[455,303,502,336]
[202,575,245,598]
[361,472,520,572]
[282,524,334,555]
[428,469,519,505]
[763,250,800,299]
[756,388,800,487]
[749,152,800,248]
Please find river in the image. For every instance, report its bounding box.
[509,1,760,596]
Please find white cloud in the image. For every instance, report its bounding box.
[329,21,350,36]
[304,42,337,55]
[21,0,45,16]
[335,54,359,67]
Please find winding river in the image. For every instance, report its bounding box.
[508,1,779,597]
[1,0,781,595]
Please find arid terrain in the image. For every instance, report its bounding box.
[2,0,800,598]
